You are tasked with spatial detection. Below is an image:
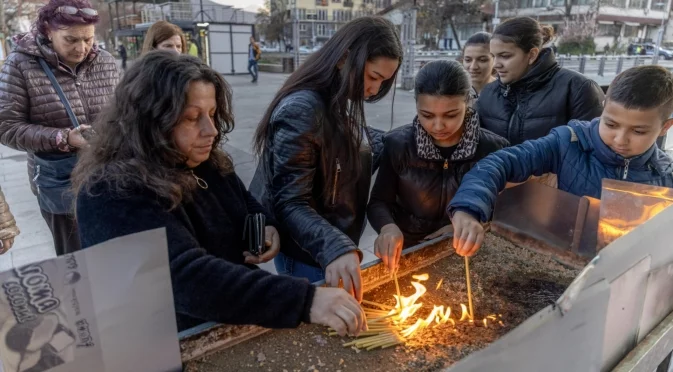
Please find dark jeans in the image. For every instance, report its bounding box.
[248,59,258,81]
[274,252,324,284]
[40,209,81,256]
[121,58,127,70]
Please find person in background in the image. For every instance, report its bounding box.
[462,32,496,104]
[187,35,200,58]
[448,65,673,257]
[250,16,402,301]
[367,60,508,272]
[141,20,187,55]
[117,43,127,70]
[0,185,20,255]
[74,51,367,336]
[0,0,119,256]
[477,17,604,146]
[248,36,261,83]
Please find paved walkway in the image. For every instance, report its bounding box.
[0,147,54,272]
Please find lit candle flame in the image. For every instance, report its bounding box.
[385,273,501,339]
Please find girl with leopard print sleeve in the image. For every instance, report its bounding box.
[367,60,509,273]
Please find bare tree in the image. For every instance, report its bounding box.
[90,0,113,47]
[557,1,599,54]
[416,0,487,50]
[3,0,42,35]
[257,0,290,50]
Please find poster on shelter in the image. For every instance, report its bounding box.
[0,229,181,372]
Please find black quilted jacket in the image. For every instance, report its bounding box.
[477,48,604,146]
[249,90,384,269]
[367,114,508,247]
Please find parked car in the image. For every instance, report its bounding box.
[658,47,673,60]
[299,46,312,54]
[627,43,673,59]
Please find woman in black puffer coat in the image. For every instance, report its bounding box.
[477,17,605,146]
[367,60,508,273]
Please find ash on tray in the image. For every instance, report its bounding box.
[184,233,580,372]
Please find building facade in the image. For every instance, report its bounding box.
[290,0,395,46]
[498,0,672,52]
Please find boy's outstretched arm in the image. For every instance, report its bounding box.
[447,129,565,256]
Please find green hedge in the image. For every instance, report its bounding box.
[558,38,597,55]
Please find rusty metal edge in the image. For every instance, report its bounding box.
[180,325,271,362]
[179,235,453,363]
[491,223,589,269]
[612,311,673,372]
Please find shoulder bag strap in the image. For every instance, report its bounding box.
[37,58,80,129]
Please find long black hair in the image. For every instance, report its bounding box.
[72,51,234,209]
[253,16,402,193]
[493,17,554,53]
[415,60,471,100]
[464,32,492,49]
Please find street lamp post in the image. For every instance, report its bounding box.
[400,4,417,90]
[653,1,668,65]
[493,0,500,27]
[292,0,300,69]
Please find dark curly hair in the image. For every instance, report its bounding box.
[34,0,100,37]
[72,51,234,210]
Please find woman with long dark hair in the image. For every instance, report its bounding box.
[73,52,367,335]
[250,16,403,301]
[478,17,604,145]
[367,60,508,272]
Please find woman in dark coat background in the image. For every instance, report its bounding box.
[74,52,366,336]
[477,17,605,146]
[367,60,508,272]
[462,32,496,102]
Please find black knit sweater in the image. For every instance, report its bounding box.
[76,162,316,331]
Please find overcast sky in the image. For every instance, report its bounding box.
[213,0,264,12]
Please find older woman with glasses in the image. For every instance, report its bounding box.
[0,0,119,256]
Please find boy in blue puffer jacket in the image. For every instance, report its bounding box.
[447,65,673,257]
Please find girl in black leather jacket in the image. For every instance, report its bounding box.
[477,17,604,146]
[367,60,509,272]
[249,16,402,301]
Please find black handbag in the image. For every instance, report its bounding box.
[32,58,80,215]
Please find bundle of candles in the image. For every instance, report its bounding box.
[328,299,404,350]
